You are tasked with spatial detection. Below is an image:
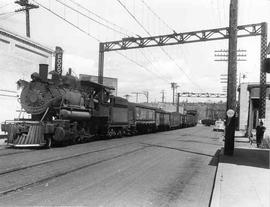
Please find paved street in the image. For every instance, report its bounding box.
[0,125,222,206]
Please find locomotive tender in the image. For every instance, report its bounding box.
[1,64,197,147]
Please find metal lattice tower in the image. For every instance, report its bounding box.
[259,22,268,118]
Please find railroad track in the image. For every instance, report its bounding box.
[0,148,34,157]
[0,142,134,175]
[0,143,147,196]
[0,128,199,196]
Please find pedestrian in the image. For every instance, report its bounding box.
[256,121,266,148]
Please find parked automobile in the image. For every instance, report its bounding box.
[213,120,225,131]
[202,119,215,126]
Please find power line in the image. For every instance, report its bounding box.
[64,0,167,82]
[0,11,16,16]
[0,2,12,10]
[57,0,167,82]
[33,0,100,41]
[158,47,204,91]
[0,12,17,21]
[139,0,193,87]
[140,0,173,32]
[222,0,227,24]
[55,0,128,36]
[33,0,170,84]
[66,0,134,36]
[139,50,171,82]
[55,0,170,84]
[115,51,171,84]
[216,0,222,26]
[116,0,204,92]
[116,0,150,36]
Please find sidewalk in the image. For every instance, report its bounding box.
[211,141,270,207]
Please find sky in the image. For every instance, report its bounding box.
[0,0,270,104]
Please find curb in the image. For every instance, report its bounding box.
[209,148,221,207]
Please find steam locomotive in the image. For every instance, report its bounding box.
[1,64,197,148]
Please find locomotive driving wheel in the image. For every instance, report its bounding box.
[116,129,123,138]
[107,128,116,138]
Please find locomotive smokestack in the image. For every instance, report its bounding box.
[39,64,48,82]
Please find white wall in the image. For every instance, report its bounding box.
[239,83,249,131]
[263,98,270,148]
[0,28,53,125]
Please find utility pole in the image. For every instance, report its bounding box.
[15,0,39,38]
[171,82,178,105]
[220,73,246,88]
[176,93,180,113]
[131,92,140,103]
[224,0,238,156]
[142,91,149,103]
[98,43,105,84]
[131,91,149,103]
[161,90,165,103]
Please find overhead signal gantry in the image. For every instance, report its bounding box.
[98,22,268,118]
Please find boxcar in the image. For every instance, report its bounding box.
[134,104,156,133]
[156,109,170,131]
[170,112,182,129]
[186,110,198,127]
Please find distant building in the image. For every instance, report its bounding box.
[238,82,270,137]
[79,74,118,96]
[0,27,54,84]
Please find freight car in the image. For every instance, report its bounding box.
[170,112,184,129]
[1,64,197,148]
[186,110,198,127]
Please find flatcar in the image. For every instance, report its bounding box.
[1,64,197,148]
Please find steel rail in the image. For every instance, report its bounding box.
[0,145,146,196]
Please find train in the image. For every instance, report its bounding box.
[1,64,198,148]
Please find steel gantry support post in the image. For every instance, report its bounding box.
[224,0,238,156]
[98,42,105,84]
[177,93,180,113]
[259,22,268,119]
